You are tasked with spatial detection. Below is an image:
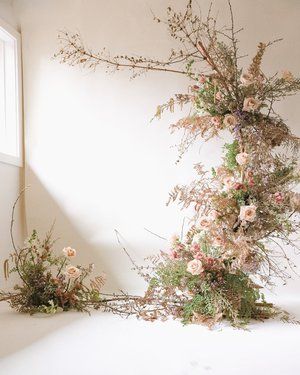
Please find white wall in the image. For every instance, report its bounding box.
[0,0,18,29]
[14,0,300,294]
[0,0,24,286]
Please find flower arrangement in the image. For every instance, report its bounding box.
[0,224,106,314]
[0,193,145,316]
[56,1,300,326]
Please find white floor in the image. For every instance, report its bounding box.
[0,297,299,375]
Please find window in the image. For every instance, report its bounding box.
[0,18,22,166]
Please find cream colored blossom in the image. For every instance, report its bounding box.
[216,166,229,179]
[240,72,254,86]
[222,176,235,190]
[212,235,225,247]
[223,114,238,127]
[62,247,76,258]
[199,217,212,231]
[236,152,249,166]
[282,70,293,82]
[187,259,204,275]
[239,205,257,222]
[243,97,261,112]
[65,265,81,279]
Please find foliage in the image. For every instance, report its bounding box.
[224,140,239,171]
[138,236,279,327]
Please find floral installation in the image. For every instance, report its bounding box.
[0,222,146,316]
[54,0,300,327]
[0,224,104,314]
[0,192,140,315]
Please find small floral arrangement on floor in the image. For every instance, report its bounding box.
[0,192,142,316]
[54,0,300,327]
[1,226,105,314]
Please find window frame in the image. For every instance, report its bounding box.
[0,17,23,167]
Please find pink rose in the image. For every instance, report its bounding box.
[222,176,235,190]
[187,259,204,275]
[274,192,284,204]
[65,265,81,279]
[223,114,238,127]
[211,116,221,126]
[239,205,257,222]
[62,247,76,258]
[215,91,223,101]
[243,97,261,112]
[236,152,249,166]
[240,72,254,86]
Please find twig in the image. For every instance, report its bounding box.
[114,229,139,269]
[10,186,29,252]
[144,227,167,241]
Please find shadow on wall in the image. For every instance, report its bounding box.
[23,167,139,293]
[0,167,143,358]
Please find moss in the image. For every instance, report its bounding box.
[223,140,239,171]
